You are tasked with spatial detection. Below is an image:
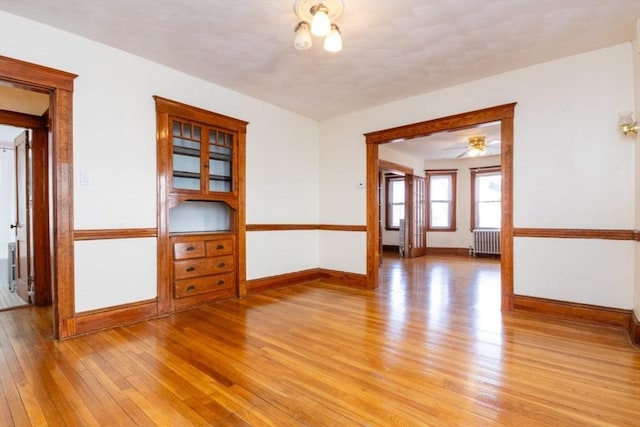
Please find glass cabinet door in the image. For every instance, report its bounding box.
[171,118,234,194]
[208,129,233,192]
[172,120,202,191]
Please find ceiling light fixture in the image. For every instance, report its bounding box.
[468,136,487,157]
[293,0,344,52]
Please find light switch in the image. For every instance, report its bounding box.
[80,171,91,185]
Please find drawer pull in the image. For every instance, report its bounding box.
[186,246,196,252]
[216,244,224,250]
[217,262,226,268]
[186,285,196,292]
[217,279,225,285]
[186,266,196,272]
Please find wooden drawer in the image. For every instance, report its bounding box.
[174,255,234,280]
[205,238,233,256]
[174,241,206,259]
[174,272,235,298]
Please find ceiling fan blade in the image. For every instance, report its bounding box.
[456,150,469,158]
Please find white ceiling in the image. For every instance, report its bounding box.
[1,0,639,122]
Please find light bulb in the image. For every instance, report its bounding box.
[294,21,312,50]
[324,24,342,52]
[311,4,331,36]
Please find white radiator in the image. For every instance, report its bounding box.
[472,229,501,256]
[8,242,16,292]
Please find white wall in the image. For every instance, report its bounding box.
[0,12,320,311]
[320,43,636,309]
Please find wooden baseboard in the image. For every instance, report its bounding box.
[246,269,320,295]
[630,312,640,346]
[513,295,631,328]
[318,269,368,288]
[247,268,368,294]
[73,300,158,336]
[425,247,471,257]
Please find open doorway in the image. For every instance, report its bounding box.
[364,103,516,311]
[0,85,51,310]
[0,55,76,338]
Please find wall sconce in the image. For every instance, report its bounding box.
[618,111,638,136]
[293,0,344,52]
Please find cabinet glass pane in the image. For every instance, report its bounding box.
[172,120,202,190]
[208,129,233,192]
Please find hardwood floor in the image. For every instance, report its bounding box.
[0,254,638,426]
[0,283,27,311]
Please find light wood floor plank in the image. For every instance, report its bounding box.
[0,254,638,426]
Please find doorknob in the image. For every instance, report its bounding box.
[10,224,17,229]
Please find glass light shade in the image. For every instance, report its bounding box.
[324,24,342,52]
[618,111,638,135]
[294,22,312,50]
[468,148,481,157]
[311,5,331,36]
[618,111,634,127]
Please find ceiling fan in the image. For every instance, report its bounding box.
[445,135,501,158]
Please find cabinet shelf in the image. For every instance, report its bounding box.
[173,171,231,182]
[173,146,231,162]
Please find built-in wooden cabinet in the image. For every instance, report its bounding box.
[155,96,248,313]
[171,234,235,299]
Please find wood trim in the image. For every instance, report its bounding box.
[630,312,640,347]
[0,56,78,339]
[0,56,77,91]
[74,228,157,241]
[0,109,47,128]
[247,268,368,294]
[366,103,516,306]
[364,103,517,144]
[153,96,248,131]
[31,126,51,306]
[513,228,636,240]
[318,224,366,232]
[500,116,514,311]
[318,269,368,288]
[378,159,413,175]
[246,269,320,294]
[513,295,631,328]
[367,143,380,289]
[74,300,158,336]
[425,247,471,257]
[246,224,367,232]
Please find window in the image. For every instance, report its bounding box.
[426,170,457,231]
[385,176,405,229]
[471,167,501,229]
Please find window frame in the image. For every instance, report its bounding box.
[470,166,502,230]
[385,175,405,230]
[425,170,457,232]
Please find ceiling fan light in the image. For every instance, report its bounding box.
[310,4,331,36]
[294,21,312,50]
[323,24,342,52]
